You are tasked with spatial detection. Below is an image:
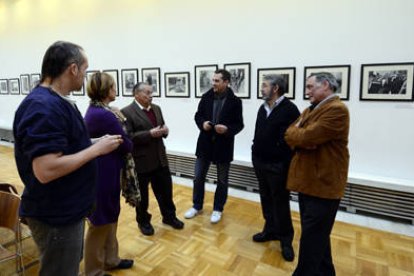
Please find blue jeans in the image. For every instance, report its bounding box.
[26,218,85,276]
[192,158,230,212]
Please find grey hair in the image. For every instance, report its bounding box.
[308,72,339,92]
[263,74,287,95]
[132,82,149,95]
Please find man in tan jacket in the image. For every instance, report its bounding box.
[285,72,350,276]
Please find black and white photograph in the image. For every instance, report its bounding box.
[103,69,119,96]
[224,62,251,99]
[9,78,20,95]
[20,74,30,95]
[304,65,351,100]
[30,73,41,89]
[142,68,161,97]
[165,72,190,98]
[257,67,296,99]
[360,63,414,101]
[0,79,8,95]
[195,64,218,98]
[121,68,138,97]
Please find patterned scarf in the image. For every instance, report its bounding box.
[90,100,141,207]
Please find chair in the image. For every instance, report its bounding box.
[0,183,18,194]
[0,191,24,275]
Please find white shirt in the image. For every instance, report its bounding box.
[263,95,285,117]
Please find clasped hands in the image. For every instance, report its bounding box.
[203,121,228,134]
[150,125,169,138]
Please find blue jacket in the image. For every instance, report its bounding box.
[13,86,97,226]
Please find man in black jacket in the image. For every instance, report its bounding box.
[184,69,244,224]
[251,74,300,261]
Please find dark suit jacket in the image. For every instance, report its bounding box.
[121,102,168,174]
[195,88,244,163]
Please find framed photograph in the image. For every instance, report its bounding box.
[360,63,414,101]
[86,70,99,84]
[121,69,138,97]
[30,73,41,89]
[9,78,20,95]
[103,69,119,96]
[20,74,31,95]
[224,62,251,99]
[257,67,296,99]
[195,64,218,98]
[0,79,9,95]
[142,68,161,97]
[304,65,350,100]
[165,72,190,98]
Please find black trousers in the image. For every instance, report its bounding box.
[253,158,294,245]
[135,166,176,224]
[293,193,340,276]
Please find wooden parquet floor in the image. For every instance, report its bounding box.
[1,144,414,275]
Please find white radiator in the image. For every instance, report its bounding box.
[167,152,414,225]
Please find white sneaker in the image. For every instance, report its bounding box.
[210,211,222,224]
[184,207,200,219]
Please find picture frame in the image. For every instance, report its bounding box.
[121,69,139,97]
[8,78,20,95]
[360,62,414,101]
[224,62,251,99]
[304,65,351,100]
[141,68,161,97]
[257,67,296,99]
[164,72,190,98]
[103,69,120,96]
[20,74,31,95]
[86,70,99,84]
[30,73,41,89]
[0,79,9,95]
[194,64,218,98]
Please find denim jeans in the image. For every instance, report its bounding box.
[26,217,85,276]
[192,158,230,212]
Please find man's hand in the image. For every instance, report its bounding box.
[214,124,228,134]
[93,135,123,155]
[150,126,164,137]
[203,121,213,131]
[160,125,169,136]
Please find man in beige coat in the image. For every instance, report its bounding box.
[285,72,350,276]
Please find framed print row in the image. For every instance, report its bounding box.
[0,78,20,95]
[0,74,40,95]
[4,62,411,102]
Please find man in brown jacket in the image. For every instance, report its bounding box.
[285,72,350,276]
[122,82,184,236]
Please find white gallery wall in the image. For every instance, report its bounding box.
[0,0,413,187]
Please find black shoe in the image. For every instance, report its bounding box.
[252,232,279,242]
[162,217,184,229]
[138,222,154,236]
[281,244,295,262]
[109,259,134,270]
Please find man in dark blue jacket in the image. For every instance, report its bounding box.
[13,41,121,276]
[185,69,244,223]
[251,74,300,261]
